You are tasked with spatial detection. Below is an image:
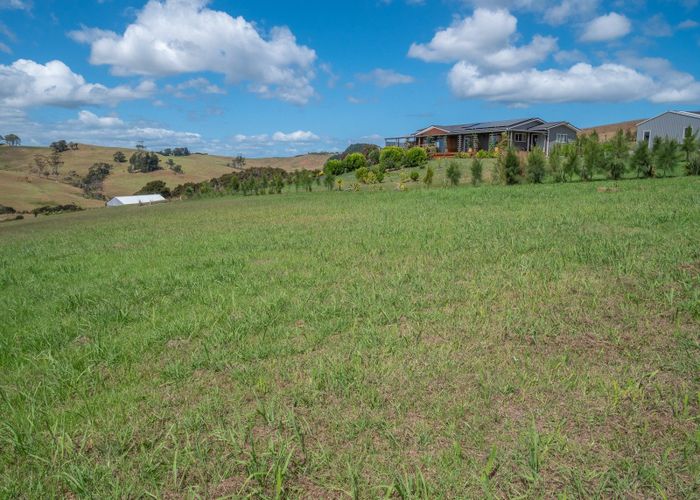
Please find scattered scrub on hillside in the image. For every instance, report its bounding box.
[135,180,171,198]
[31,204,83,217]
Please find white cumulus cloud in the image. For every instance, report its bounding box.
[447,61,700,104]
[580,13,631,42]
[69,0,317,104]
[408,9,557,71]
[75,110,124,128]
[0,59,154,108]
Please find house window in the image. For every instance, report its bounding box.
[555,133,570,143]
[642,131,651,143]
[514,133,524,142]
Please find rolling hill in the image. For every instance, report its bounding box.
[0,144,332,211]
[581,119,642,141]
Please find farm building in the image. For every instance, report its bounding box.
[636,111,700,144]
[106,195,167,207]
[385,117,580,156]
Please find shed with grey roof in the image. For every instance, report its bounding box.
[636,111,700,144]
[106,195,167,207]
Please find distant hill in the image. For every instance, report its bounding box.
[581,119,643,141]
[0,144,331,211]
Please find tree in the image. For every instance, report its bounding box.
[446,161,461,186]
[526,146,546,183]
[229,155,246,168]
[50,140,69,153]
[379,146,405,171]
[83,162,113,195]
[581,132,604,181]
[548,145,565,183]
[562,144,579,182]
[605,129,629,180]
[33,154,49,175]
[503,148,521,185]
[128,151,161,173]
[69,142,79,150]
[681,126,698,163]
[343,152,367,172]
[324,159,345,176]
[48,151,63,175]
[653,137,682,177]
[323,172,336,191]
[470,158,483,186]
[404,147,428,169]
[423,165,434,187]
[4,134,21,146]
[631,141,654,178]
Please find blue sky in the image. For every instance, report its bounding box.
[1,0,699,157]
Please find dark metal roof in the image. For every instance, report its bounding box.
[415,118,544,136]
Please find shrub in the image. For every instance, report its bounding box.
[410,171,420,182]
[364,171,378,184]
[404,147,428,169]
[344,152,367,172]
[686,155,700,176]
[380,146,405,171]
[470,158,483,186]
[526,147,546,184]
[423,165,434,187]
[324,159,345,176]
[355,166,369,182]
[135,180,171,198]
[605,129,629,180]
[0,204,16,214]
[446,161,462,186]
[113,151,127,163]
[562,145,580,182]
[32,204,83,217]
[476,150,490,159]
[367,148,380,166]
[503,149,521,185]
[371,165,385,183]
[323,173,336,190]
[653,137,682,177]
[582,133,604,181]
[548,147,565,183]
[631,141,653,178]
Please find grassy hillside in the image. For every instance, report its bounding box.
[0,144,331,211]
[1,178,698,497]
[582,120,642,141]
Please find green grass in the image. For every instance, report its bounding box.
[1,178,699,497]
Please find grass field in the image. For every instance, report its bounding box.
[0,144,331,210]
[1,178,699,497]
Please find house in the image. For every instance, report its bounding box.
[636,111,700,144]
[106,194,167,207]
[385,117,580,155]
